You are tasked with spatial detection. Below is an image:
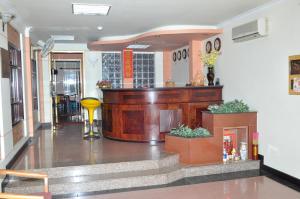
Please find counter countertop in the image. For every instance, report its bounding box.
[101,85,223,92]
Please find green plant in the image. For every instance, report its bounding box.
[208,99,250,113]
[169,125,211,138]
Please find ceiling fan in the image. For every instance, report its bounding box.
[37,37,55,57]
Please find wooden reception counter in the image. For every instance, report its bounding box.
[101,86,223,142]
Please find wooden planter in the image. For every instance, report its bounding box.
[165,134,222,165]
[202,111,257,160]
[165,111,257,165]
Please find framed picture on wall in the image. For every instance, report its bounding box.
[177,50,182,61]
[182,49,187,59]
[173,52,177,62]
[289,55,300,95]
[206,41,212,54]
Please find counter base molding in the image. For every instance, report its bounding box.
[101,86,223,142]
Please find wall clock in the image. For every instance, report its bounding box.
[177,50,182,61]
[214,37,221,51]
[206,41,212,53]
[182,49,187,59]
[173,52,177,62]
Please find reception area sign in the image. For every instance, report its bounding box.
[123,49,133,78]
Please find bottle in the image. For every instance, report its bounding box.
[252,144,258,160]
[240,142,248,160]
[223,148,228,162]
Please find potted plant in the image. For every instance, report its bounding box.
[165,125,223,164]
[96,80,112,88]
[202,100,257,160]
[201,50,220,86]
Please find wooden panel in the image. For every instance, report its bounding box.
[102,105,112,132]
[189,89,222,102]
[7,24,20,49]
[102,86,223,142]
[13,121,24,145]
[1,48,10,78]
[123,111,144,134]
[188,101,222,129]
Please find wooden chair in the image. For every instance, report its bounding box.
[0,169,51,199]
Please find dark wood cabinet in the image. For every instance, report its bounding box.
[101,86,223,142]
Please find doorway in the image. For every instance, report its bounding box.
[51,56,83,124]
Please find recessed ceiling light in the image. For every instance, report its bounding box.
[72,3,111,16]
[97,26,103,30]
[51,35,75,41]
[127,44,150,49]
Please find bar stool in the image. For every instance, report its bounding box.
[80,97,101,139]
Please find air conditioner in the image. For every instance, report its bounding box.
[232,18,268,42]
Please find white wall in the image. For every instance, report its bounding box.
[216,0,300,178]
[171,46,189,86]
[83,51,102,120]
[155,52,164,87]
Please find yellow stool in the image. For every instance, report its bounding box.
[80,97,101,139]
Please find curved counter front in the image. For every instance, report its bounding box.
[101,86,223,142]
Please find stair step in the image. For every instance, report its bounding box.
[5,160,259,196]
[6,165,183,195]
[24,154,179,178]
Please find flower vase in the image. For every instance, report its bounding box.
[207,67,215,86]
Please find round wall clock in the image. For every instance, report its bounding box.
[177,50,182,61]
[214,37,221,51]
[173,52,177,62]
[206,41,212,54]
[182,49,187,59]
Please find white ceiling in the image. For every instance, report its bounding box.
[5,0,274,43]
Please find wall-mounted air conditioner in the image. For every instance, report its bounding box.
[232,18,268,42]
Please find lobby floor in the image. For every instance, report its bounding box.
[69,176,300,199]
[11,123,166,170]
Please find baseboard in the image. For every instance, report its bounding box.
[259,154,300,190]
[5,138,31,169]
[38,122,52,130]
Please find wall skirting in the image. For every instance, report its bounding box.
[259,154,300,191]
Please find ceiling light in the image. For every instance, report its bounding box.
[127,44,150,49]
[97,26,103,30]
[72,3,111,16]
[51,35,75,41]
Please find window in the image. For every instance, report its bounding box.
[133,53,155,88]
[9,44,24,125]
[102,52,122,88]
[32,60,38,110]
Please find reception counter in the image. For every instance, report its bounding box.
[101,86,223,142]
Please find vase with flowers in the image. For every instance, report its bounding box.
[201,50,220,86]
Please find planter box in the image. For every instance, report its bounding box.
[202,111,257,160]
[165,134,222,165]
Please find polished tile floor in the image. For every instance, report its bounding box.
[69,176,300,199]
[11,123,166,170]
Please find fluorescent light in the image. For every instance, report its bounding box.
[127,44,150,49]
[51,35,75,41]
[97,26,103,30]
[72,3,111,16]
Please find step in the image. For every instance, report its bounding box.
[6,165,183,195]
[5,160,259,196]
[26,154,180,178]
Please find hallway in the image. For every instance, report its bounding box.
[11,124,165,169]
